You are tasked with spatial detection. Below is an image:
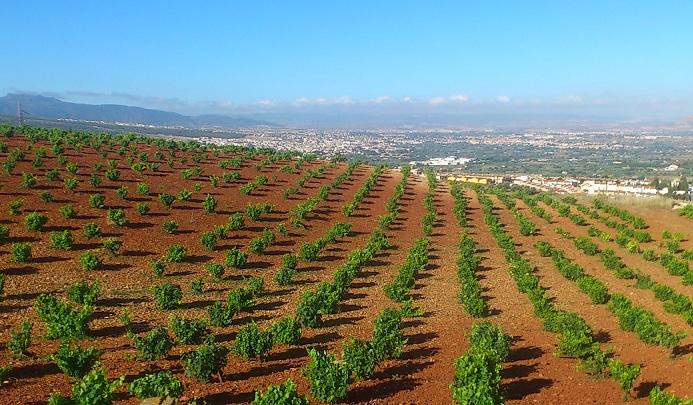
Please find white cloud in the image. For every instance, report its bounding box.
[255,99,274,106]
[333,96,354,105]
[496,95,511,103]
[428,96,447,106]
[402,96,413,103]
[292,96,354,107]
[429,94,469,105]
[559,95,583,104]
[449,94,469,103]
[371,96,392,104]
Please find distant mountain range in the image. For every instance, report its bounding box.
[0,93,274,128]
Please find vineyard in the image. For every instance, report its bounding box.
[0,125,691,404]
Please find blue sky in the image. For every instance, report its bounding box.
[3,1,693,118]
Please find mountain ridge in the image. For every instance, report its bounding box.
[0,93,274,128]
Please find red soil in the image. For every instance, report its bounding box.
[0,134,691,404]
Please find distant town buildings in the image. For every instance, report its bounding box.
[410,156,472,166]
[194,130,691,200]
[579,180,663,196]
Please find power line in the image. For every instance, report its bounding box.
[16,101,29,126]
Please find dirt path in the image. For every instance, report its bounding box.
[352,180,471,403]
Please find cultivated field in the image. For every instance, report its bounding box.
[0,126,691,404]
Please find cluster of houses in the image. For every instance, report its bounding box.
[412,167,691,200]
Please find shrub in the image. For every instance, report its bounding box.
[64,177,78,191]
[159,193,176,208]
[89,174,102,187]
[153,282,182,310]
[150,258,167,276]
[67,280,100,306]
[116,185,128,199]
[105,168,120,181]
[182,337,229,382]
[48,368,123,405]
[102,237,122,255]
[136,182,150,195]
[451,350,503,405]
[80,251,101,271]
[299,242,320,262]
[253,379,308,405]
[468,321,511,362]
[82,223,102,239]
[190,278,204,295]
[200,231,217,252]
[51,341,101,378]
[89,193,106,209]
[227,287,256,313]
[576,276,610,305]
[65,162,79,175]
[609,360,641,401]
[131,326,173,360]
[46,168,60,181]
[128,371,184,400]
[225,247,248,268]
[7,320,32,357]
[131,203,148,217]
[648,385,691,404]
[269,317,302,345]
[165,244,187,263]
[282,253,298,270]
[106,208,127,226]
[11,242,31,262]
[162,220,179,234]
[247,277,264,296]
[34,293,92,340]
[169,315,208,344]
[535,241,553,257]
[8,199,22,215]
[275,266,297,286]
[240,182,255,195]
[295,290,323,328]
[178,189,193,201]
[51,230,74,250]
[574,236,599,255]
[203,194,217,214]
[249,229,275,255]
[303,348,349,403]
[642,249,657,262]
[206,263,225,281]
[20,172,38,188]
[25,212,48,231]
[342,337,377,379]
[207,301,234,327]
[227,212,245,231]
[233,322,274,359]
[371,308,406,361]
[0,224,9,242]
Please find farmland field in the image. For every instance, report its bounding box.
[0,126,692,404]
